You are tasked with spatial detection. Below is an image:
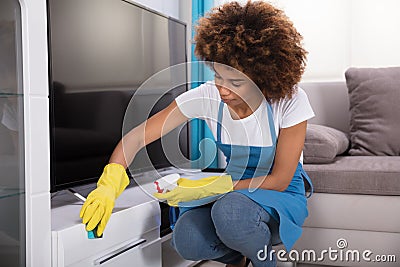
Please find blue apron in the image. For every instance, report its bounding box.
[175,100,313,251]
[215,100,313,251]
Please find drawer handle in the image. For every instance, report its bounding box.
[93,238,146,265]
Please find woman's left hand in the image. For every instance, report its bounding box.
[153,175,234,206]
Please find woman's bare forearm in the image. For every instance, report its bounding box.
[108,100,187,169]
[108,123,145,169]
[233,121,307,192]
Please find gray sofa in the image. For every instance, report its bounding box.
[291,67,400,267]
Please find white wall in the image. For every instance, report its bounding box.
[213,0,400,82]
[274,0,351,82]
[350,0,400,68]
[277,0,400,81]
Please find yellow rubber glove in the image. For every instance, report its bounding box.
[79,163,129,236]
[153,175,233,207]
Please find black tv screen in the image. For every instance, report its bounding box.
[48,0,189,192]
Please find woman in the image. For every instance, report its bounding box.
[80,1,314,266]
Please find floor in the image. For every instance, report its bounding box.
[195,261,334,267]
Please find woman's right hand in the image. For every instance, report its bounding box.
[82,100,186,234]
[79,163,129,236]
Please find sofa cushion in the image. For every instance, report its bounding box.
[304,156,400,195]
[345,67,400,156]
[304,124,349,164]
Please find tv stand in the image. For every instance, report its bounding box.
[51,183,162,267]
[51,168,203,267]
[66,188,87,203]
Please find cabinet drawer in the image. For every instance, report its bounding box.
[52,200,161,266]
[68,232,162,267]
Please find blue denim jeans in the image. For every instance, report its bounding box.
[170,192,279,267]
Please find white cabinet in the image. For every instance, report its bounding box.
[3,0,188,265]
[0,1,25,266]
[63,233,161,267]
[51,185,162,267]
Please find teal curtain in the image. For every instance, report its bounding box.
[190,0,218,169]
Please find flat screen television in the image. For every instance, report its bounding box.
[48,0,189,192]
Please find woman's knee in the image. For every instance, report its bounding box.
[171,208,222,261]
[171,231,200,260]
[211,192,271,243]
[212,193,254,237]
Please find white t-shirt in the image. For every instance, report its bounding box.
[175,81,315,164]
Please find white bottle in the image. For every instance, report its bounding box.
[154,173,180,193]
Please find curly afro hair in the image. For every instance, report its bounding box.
[194,1,307,102]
